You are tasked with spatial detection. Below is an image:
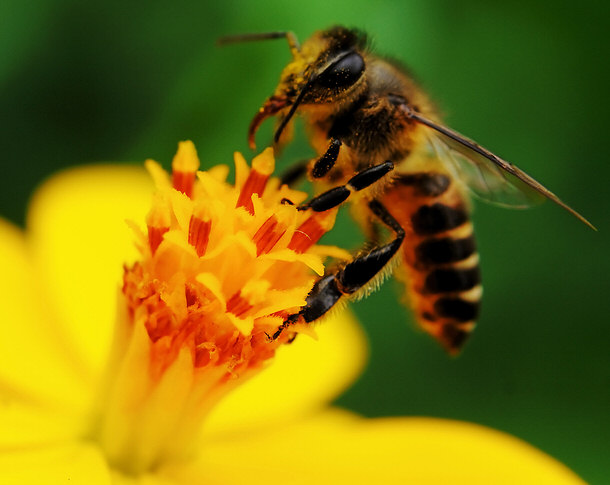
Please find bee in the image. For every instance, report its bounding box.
[220,26,594,354]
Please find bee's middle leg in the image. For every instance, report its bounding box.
[297,161,394,212]
[272,199,404,340]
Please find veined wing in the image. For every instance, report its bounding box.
[427,132,544,209]
[403,107,595,230]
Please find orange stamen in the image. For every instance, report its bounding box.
[236,169,269,214]
[148,226,169,254]
[252,215,287,256]
[188,215,212,256]
[226,291,253,317]
[236,148,275,214]
[171,141,200,197]
[146,194,171,254]
[288,210,337,253]
[172,171,195,198]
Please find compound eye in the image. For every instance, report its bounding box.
[316,52,365,89]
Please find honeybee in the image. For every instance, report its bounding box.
[221,26,594,354]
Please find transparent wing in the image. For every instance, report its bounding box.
[427,132,544,209]
[403,108,595,229]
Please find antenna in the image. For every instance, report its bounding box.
[217,31,300,57]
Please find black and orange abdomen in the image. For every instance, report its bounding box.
[382,170,481,354]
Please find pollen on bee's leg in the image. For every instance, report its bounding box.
[188,215,212,257]
[171,141,200,197]
[253,215,287,256]
[236,148,275,214]
[288,209,337,253]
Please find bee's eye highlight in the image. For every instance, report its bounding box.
[316,52,365,89]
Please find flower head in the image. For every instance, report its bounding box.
[95,142,347,473]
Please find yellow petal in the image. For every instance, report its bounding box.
[0,442,111,485]
[0,218,91,410]
[203,309,368,435]
[27,165,153,378]
[110,471,180,485]
[0,400,86,447]
[173,409,584,485]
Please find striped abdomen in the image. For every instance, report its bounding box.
[382,170,481,354]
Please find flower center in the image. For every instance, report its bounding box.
[93,142,338,475]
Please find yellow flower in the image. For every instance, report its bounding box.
[0,142,583,484]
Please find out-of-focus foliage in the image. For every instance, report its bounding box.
[1,0,608,482]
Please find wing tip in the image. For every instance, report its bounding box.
[573,211,597,231]
[551,198,596,231]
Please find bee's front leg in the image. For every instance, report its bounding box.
[279,138,342,188]
[311,138,342,178]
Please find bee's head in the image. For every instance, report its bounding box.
[248,26,369,149]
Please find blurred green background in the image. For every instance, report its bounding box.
[2,0,608,481]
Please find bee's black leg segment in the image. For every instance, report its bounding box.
[280,137,341,186]
[299,161,394,212]
[272,313,300,340]
[272,200,404,339]
[312,138,342,178]
[272,274,344,340]
[337,200,405,292]
[301,275,344,322]
[368,198,404,234]
[347,161,394,191]
[300,186,351,212]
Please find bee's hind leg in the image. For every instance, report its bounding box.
[272,199,404,340]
